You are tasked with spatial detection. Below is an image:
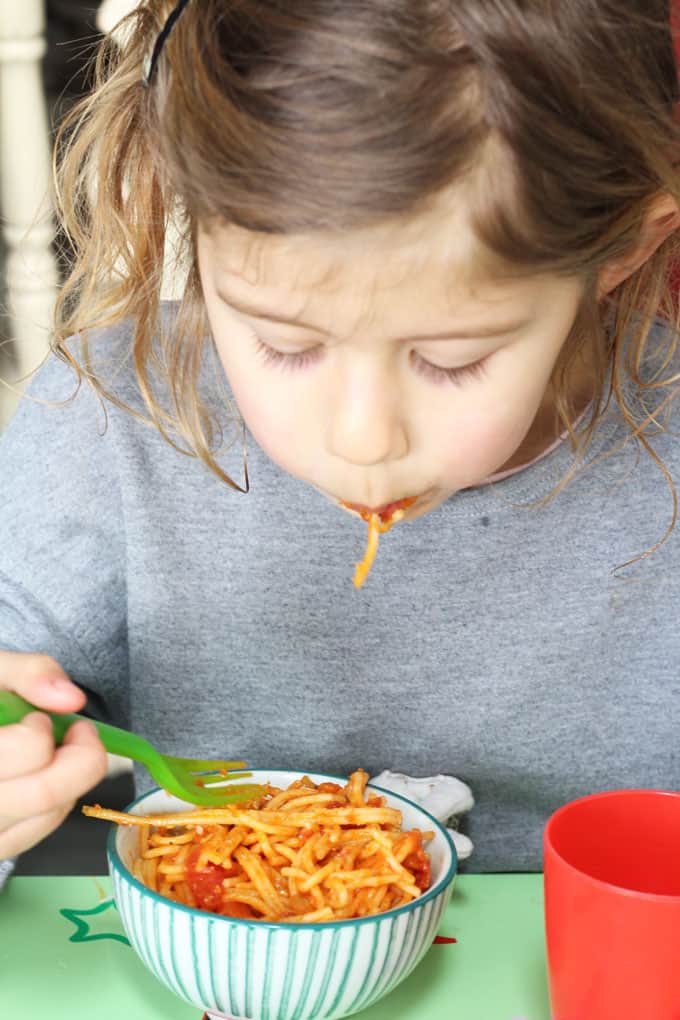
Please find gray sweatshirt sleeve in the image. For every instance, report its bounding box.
[0,352,129,723]
[0,858,15,890]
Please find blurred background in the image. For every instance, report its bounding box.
[1,1,135,874]
[1,1,101,429]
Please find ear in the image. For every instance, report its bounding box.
[598,193,680,298]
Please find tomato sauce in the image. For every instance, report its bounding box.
[220,900,256,920]
[403,834,431,891]
[186,846,241,914]
[342,496,418,524]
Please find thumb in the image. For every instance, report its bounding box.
[0,651,86,713]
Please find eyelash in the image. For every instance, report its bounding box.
[251,332,489,386]
[410,352,489,387]
[253,334,322,371]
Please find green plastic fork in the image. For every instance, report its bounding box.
[0,691,266,807]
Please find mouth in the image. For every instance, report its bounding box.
[340,495,420,524]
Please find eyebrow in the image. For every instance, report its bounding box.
[216,287,530,342]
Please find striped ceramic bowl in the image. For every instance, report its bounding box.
[108,770,457,1020]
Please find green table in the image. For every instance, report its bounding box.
[0,874,551,1019]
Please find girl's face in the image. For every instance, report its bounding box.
[198,201,586,520]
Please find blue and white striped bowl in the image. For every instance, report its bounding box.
[108,770,457,1020]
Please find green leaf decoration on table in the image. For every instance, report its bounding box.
[59,898,131,946]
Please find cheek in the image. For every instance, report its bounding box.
[435,396,538,486]
[231,377,290,462]
[433,341,564,485]
[218,359,311,476]
[204,296,319,479]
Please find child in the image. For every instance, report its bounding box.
[1,0,679,878]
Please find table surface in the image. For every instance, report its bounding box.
[0,874,551,1020]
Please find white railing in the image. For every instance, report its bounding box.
[0,1,58,430]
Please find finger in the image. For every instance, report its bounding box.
[0,803,73,859]
[0,711,56,781]
[0,652,86,712]
[0,719,108,821]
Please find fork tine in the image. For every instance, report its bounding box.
[166,756,249,771]
[183,781,266,806]
[195,771,253,786]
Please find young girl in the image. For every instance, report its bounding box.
[1,0,679,878]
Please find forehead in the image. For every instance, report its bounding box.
[200,188,542,314]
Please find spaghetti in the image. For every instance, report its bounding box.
[84,769,432,923]
[344,498,417,588]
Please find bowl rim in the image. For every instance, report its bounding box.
[107,768,458,931]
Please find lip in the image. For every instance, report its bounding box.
[340,494,421,523]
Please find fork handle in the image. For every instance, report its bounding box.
[0,691,155,765]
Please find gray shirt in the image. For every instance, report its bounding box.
[1,309,679,872]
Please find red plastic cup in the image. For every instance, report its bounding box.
[544,790,680,1020]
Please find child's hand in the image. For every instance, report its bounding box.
[0,652,108,859]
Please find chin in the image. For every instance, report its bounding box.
[407,491,451,519]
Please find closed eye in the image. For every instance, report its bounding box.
[251,331,323,370]
[411,352,489,386]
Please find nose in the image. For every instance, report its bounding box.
[326,355,409,466]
